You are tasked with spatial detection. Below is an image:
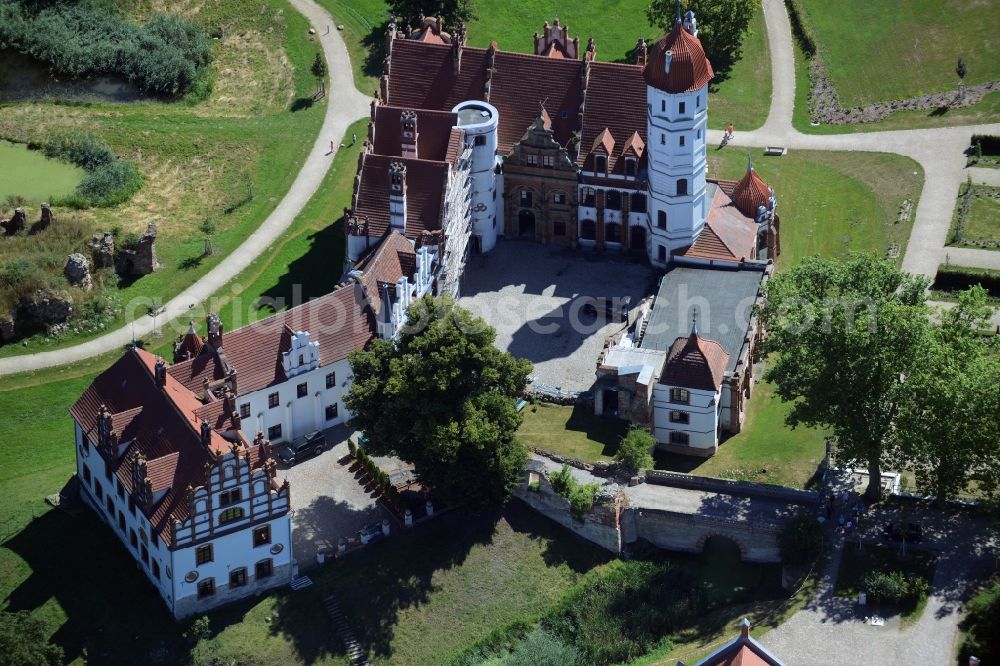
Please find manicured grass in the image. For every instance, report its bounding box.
[708,149,923,266]
[0,140,83,203]
[0,0,329,357]
[795,0,999,109]
[517,403,628,461]
[964,189,1000,243]
[315,0,771,130]
[835,543,936,621]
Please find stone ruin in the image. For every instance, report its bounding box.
[29,203,53,235]
[0,208,26,236]
[115,223,160,277]
[64,253,93,291]
[88,232,116,269]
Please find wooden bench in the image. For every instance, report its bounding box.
[764,146,787,156]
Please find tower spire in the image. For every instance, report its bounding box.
[691,309,698,336]
[746,151,753,173]
[675,0,682,24]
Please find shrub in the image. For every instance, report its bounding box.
[971,134,1000,155]
[784,0,817,56]
[41,132,143,208]
[0,610,63,665]
[960,578,1000,663]
[614,428,654,475]
[348,438,357,457]
[778,513,823,565]
[183,615,212,642]
[502,628,580,666]
[864,570,909,604]
[75,160,143,207]
[548,464,600,518]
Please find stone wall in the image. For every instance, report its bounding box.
[645,469,819,505]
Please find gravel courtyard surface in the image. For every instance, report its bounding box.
[458,241,654,392]
[279,426,393,568]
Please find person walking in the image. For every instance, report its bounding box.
[726,122,734,140]
[352,133,357,145]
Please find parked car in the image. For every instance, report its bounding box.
[883,521,923,543]
[580,295,631,323]
[274,431,327,466]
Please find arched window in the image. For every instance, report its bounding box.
[631,192,647,213]
[219,507,244,525]
[677,179,688,196]
[657,210,667,229]
[595,154,607,174]
[580,219,596,240]
[606,190,621,211]
[606,223,622,243]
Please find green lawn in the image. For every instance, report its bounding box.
[315,0,771,130]
[0,140,83,203]
[517,403,629,461]
[0,0,329,358]
[796,0,999,109]
[964,189,1000,244]
[835,543,936,621]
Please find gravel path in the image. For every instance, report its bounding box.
[0,0,369,377]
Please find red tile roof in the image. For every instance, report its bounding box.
[167,283,375,396]
[70,348,259,546]
[354,231,417,317]
[351,153,450,239]
[372,105,460,162]
[661,331,730,391]
[579,61,648,173]
[678,187,758,263]
[731,165,772,219]
[644,23,714,93]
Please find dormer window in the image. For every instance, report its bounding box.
[624,158,637,178]
[595,154,607,174]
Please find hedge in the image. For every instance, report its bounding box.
[971,134,1000,155]
[784,0,817,57]
[933,265,1000,299]
[40,131,142,208]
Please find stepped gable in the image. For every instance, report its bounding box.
[354,231,417,317]
[661,329,730,391]
[678,186,758,262]
[731,163,773,218]
[70,348,257,546]
[167,285,375,396]
[579,61,647,172]
[352,154,449,238]
[372,106,460,161]
[385,39,583,152]
[644,22,714,94]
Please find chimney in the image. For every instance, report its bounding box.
[389,161,407,233]
[634,38,647,66]
[400,109,418,159]
[200,419,212,448]
[227,367,238,396]
[154,358,167,388]
[739,617,751,640]
[451,29,464,73]
[664,49,673,74]
[206,313,223,351]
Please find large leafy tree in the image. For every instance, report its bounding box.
[346,295,532,509]
[645,0,756,74]
[387,0,477,32]
[0,611,63,666]
[892,287,1000,504]
[757,254,932,501]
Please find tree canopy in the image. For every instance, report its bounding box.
[387,0,477,33]
[645,0,756,75]
[757,254,933,501]
[345,295,532,509]
[614,428,655,475]
[0,611,63,666]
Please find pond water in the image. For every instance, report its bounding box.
[0,49,145,104]
[0,140,85,204]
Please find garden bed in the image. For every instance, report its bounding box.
[835,543,936,620]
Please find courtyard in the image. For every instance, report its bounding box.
[458,240,655,392]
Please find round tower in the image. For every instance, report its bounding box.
[643,8,714,267]
[452,100,500,253]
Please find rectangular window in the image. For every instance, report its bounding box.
[83,466,91,483]
[230,568,248,588]
[219,488,242,506]
[526,154,538,166]
[256,559,273,579]
[554,221,566,236]
[117,479,125,499]
[106,496,114,515]
[669,431,690,445]
[669,411,690,424]
[296,382,307,398]
[552,192,566,205]
[253,525,271,547]
[298,354,304,366]
[268,424,282,441]
[595,154,608,174]
[128,496,135,517]
[198,578,215,598]
[661,99,665,112]
[326,372,336,389]
[677,179,688,196]
[542,155,554,168]
[669,388,690,404]
[129,529,138,549]
[660,134,665,145]
[268,392,279,409]
[152,561,160,580]
[625,158,637,178]
[679,101,686,114]
[606,190,622,211]
[657,210,667,229]
[657,245,667,262]
[141,544,149,566]
[240,403,251,419]
[519,190,532,207]
[697,95,701,108]
[196,544,214,565]
[94,480,103,500]
[474,135,486,146]
[219,507,245,525]
[582,188,596,207]
[631,193,647,213]
[679,135,685,146]
[697,129,702,140]
[118,511,126,531]
[325,404,338,421]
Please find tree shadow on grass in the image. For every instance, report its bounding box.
[563,404,628,457]
[253,220,346,316]
[361,24,388,94]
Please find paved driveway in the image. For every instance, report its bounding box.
[458,241,654,392]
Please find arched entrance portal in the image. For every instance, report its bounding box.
[629,225,646,253]
[518,209,535,238]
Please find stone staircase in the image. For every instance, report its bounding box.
[324,594,369,666]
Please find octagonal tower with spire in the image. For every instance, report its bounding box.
[643,2,714,266]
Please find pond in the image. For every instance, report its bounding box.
[0,49,145,104]
[0,140,85,204]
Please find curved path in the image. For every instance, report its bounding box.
[0,0,369,377]
[3,0,999,375]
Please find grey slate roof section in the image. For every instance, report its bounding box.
[639,265,766,374]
